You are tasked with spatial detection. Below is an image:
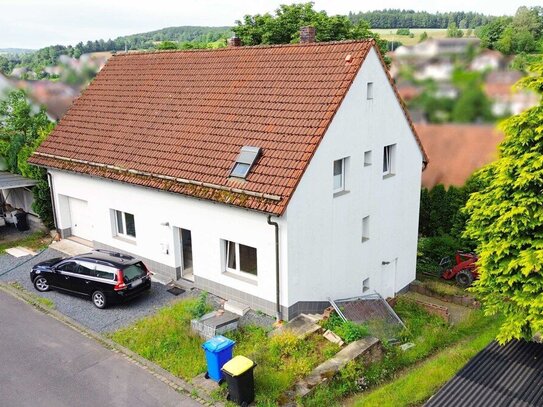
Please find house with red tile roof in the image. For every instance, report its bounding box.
[416,124,503,189]
[30,32,427,320]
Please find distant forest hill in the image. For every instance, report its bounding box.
[3,26,232,73]
[349,9,494,29]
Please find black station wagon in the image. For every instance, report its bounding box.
[30,250,152,308]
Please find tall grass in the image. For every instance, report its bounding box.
[110,298,207,379]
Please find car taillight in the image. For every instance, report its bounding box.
[142,263,153,277]
[114,269,127,291]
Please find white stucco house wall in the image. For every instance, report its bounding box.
[30,36,428,320]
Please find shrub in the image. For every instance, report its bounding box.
[322,312,369,343]
[189,291,209,319]
[418,235,462,265]
[396,28,411,36]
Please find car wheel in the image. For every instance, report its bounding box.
[92,291,107,309]
[34,276,50,292]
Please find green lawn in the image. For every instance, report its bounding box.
[110,298,340,406]
[352,320,499,407]
[372,28,476,46]
[0,231,50,255]
[110,298,208,378]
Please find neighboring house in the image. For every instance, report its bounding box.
[395,38,480,60]
[416,124,503,188]
[485,71,539,116]
[29,36,427,320]
[470,49,505,72]
[425,340,543,406]
[414,60,454,82]
[0,73,79,121]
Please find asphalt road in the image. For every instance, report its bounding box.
[0,290,201,407]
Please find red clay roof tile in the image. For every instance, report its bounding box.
[30,40,424,215]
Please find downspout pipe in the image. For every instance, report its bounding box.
[267,215,282,321]
[46,171,58,234]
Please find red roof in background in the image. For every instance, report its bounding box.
[30,40,425,215]
[417,124,503,188]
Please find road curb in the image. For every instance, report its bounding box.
[0,282,222,407]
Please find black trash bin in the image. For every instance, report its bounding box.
[221,355,256,406]
[15,211,29,231]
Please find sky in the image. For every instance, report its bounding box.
[1,0,540,49]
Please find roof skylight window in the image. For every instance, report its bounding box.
[230,146,261,179]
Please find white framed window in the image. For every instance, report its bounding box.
[364,150,372,167]
[333,158,347,193]
[362,216,370,242]
[114,210,136,239]
[363,278,370,293]
[224,240,258,277]
[367,82,374,100]
[383,144,397,177]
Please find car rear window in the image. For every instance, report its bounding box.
[122,262,147,283]
[91,263,116,280]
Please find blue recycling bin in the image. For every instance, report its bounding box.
[202,335,235,382]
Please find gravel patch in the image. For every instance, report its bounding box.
[239,309,275,330]
[0,248,188,333]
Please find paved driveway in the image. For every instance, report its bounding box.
[0,289,201,407]
[0,248,184,332]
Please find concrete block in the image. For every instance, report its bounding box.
[224,299,250,316]
[323,330,344,347]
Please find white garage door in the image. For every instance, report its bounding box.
[68,197,92,241]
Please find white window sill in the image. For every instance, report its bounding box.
[333,190,350,198]
[382,173,396,180]
[113,235,137,245]
[223,270,258,286]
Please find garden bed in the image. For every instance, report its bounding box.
[302,297,498,406]
[410,280,480,309]
[110,297,341,405]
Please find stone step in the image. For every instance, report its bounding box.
[224,299,250,316]
[270,314,322,339]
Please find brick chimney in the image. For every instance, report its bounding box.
[300,26,316,43]
[227,36,242,47]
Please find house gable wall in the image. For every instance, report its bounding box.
[285,47,423,305]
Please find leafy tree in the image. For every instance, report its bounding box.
[451,70,494,123]
[349,9,493,29]
[418,31,428,43]
[447,22,464,38]
[0,90,55,227]
[463,63,543,343]
[476,7,542,54]
[156,41,179,50]
[233,2,387,57]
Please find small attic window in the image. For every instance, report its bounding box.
[230,146,261,179]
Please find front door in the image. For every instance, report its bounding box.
[381,258,397,299]
[179,228,193,281]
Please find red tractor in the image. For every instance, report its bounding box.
[439,251,479,287]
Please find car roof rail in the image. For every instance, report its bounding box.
[93,249,134,261]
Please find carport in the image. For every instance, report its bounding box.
[0,171,38,229]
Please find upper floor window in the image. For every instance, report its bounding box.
[362,216,370,242]
[333,158,347,193]
[383,144,397,177]
[364,150,372,167]
[114,210,136,238]
[367,82,374,100]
